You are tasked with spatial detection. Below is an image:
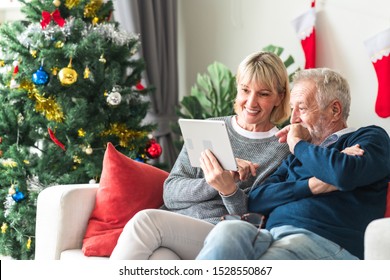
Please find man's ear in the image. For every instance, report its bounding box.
[330,100,342,120]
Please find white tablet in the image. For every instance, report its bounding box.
[178,119,238,171]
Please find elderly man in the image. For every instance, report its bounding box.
[196,68,390,260]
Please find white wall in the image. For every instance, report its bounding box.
[178,0,390,135]
[0,1,23,23]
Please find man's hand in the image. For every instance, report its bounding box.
[274,125,290,143]
[308,177,338,195]
[341,144,364,156]
[308,144,364,194]
[275,124,311,154]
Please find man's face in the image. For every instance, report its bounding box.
[290,80,333,145]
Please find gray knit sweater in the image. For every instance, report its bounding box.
[162,116,290,224]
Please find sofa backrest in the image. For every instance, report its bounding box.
[385,182,390,218]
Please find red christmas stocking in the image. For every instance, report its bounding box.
[364,28,390,118]
[291,1,316,69]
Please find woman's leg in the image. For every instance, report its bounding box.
[110,209,215,260]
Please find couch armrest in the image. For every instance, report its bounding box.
[35,184,98,260]
[364,217,390,259]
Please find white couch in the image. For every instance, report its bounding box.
[35,183,390,260]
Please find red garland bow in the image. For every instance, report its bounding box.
[41,9,65,29]
[48,128,66,151]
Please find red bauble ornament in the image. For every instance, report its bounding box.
[146,139,162,159]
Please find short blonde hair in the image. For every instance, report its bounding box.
[235,51,291,125]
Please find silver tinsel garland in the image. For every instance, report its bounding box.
[82,23,140,47]
[17,18,139,50]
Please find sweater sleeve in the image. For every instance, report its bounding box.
[248,157,313,215]
[163,145,219,210]
[294,126,390,191]
[220,188,248,215]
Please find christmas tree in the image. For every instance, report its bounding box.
[0,0,162,260]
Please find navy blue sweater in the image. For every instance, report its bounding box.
[248,125,390,259]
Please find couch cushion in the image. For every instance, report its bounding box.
[82,143,169,257]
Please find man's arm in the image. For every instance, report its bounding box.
[249,138,369,214]
[248,157,313,214]
[294,126,390,191]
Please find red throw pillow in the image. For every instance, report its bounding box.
[82,142,169,257]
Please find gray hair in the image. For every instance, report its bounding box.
[292,68,351,121]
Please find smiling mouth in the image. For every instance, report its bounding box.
[245,108,260,114]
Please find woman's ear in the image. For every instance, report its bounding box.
[275,92,285,107]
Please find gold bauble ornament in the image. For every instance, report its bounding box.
[58,60,78,86]
[53,0,61,7]
[85,146,93,155]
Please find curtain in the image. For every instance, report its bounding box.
[113,0,179,169]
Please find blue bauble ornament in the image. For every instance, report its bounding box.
[32,66,50,85]
[12,189,25,202]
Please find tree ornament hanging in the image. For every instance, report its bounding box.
[10,61,20,89]
[55,41,64,48]
[58,59,78,86]
[85,145,93,155]
[106,87,122,106]
[32,61,50,86]
[30,49,38,58]
[136,81,145,90]
[1,223,8,234]
[99,54,106,63]
[53,0,61,7]
[83,66,91,79]
[26,237,32,250]
[146,139,162,159]
[78,128,86,137]
[11,185,26,202]
[48,127,66,151]
[51,67,59,76]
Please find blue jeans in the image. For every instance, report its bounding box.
[195,221,359,260]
